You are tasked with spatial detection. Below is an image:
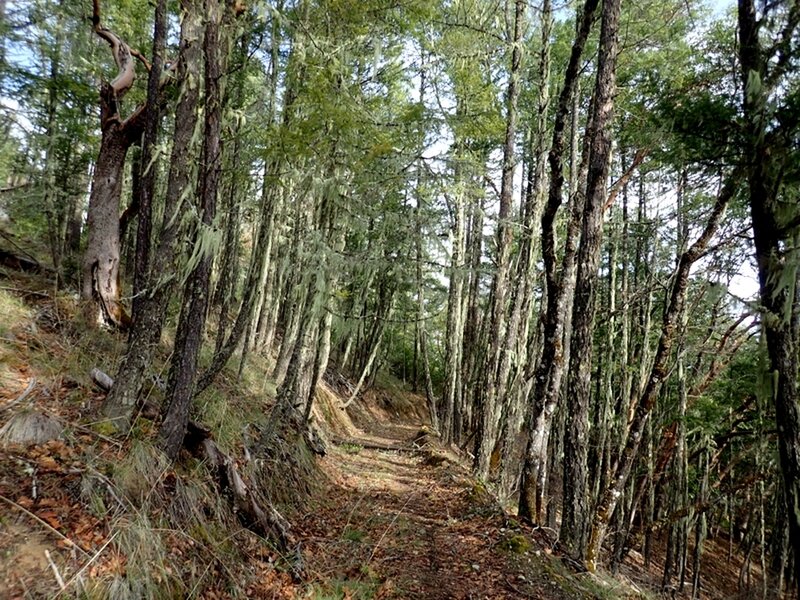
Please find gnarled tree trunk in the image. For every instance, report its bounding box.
[81,0,145,328]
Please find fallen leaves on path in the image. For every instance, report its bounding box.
[299,421,583,600]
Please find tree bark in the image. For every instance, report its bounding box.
[473,0,526,479]
[737,1,800,591]
[81,0,146,328]
[518,0,600,522]
[441,163,467,444]
[160,0,229,460]
[561,0,622,559]
[103,0,204,427]
[498,0,552,499]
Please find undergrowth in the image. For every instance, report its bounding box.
[0,274,320,598]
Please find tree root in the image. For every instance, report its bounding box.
[91,368,298,562]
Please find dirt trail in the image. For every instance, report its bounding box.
[299,418,590,600]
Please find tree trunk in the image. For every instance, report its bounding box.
[473,0,526,479]
[441,166,467,443]
[560,0,622,559]
[737,2,800,593]
[103,0,203,427]
[160,0,229,460]
[498,0,552,499]
[518,0,600,522]
[81,0,145,328]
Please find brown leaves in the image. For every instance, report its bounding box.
[36,509,63,530]
[36,454,59,471]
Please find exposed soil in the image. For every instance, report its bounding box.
[298,418,596,600]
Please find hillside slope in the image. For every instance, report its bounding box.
[0,270,662,599]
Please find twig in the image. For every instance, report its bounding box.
[45,549,66,590]
[53,532,118,598]
[0,286,49,298]
[365,491,417,566]
[1,377,36,412]
[0,495,90,557]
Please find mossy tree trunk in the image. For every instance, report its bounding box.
[103,0,204,427]
[737,1,800,592]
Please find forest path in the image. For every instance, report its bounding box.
[298,417,587,599]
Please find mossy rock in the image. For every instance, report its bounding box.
[499,534,531,554]
[467,481,492,504]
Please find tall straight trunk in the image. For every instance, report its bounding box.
[518,0,600,522]
[249,6,287,353]
[211,37,249,342]
[460,194,484,443]
[42,20,65,280]
[250,161,281,350]
[213,133,243,350]
[103,0,201,426]
[305,154,346,412]
[586,175,737,571]
[473,0,526,478]
[416,207,437,429]
[589,221,617,504]
[65,167,86,257]
[738,2,800,592]
[441,173,467,443]
[131,0,167,302]
[561,0,622,559]
[197,98,298,396]
[273,199,311,387]
[160,0,229,460]
[498,0,552,498]
[195,172,279,395]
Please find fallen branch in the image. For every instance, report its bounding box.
[331,437,412,453]
[0,495,90,557]
[0,286,49,298]
[45,549,66,590]
[1,377,36,413]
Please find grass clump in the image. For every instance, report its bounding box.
[0,288,31,339]
[342,527,366,543]
[341,442,363,454]
[306,578,380,600]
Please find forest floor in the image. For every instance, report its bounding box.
[0,256,768,600]
[297,410,615,600]
[0,266,606,600]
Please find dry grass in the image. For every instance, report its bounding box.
[0,272,323,598]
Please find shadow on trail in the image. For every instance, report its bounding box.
[299,415,586,600]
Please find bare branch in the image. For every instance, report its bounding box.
[92,0,136,99]
[603,147,648,212]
